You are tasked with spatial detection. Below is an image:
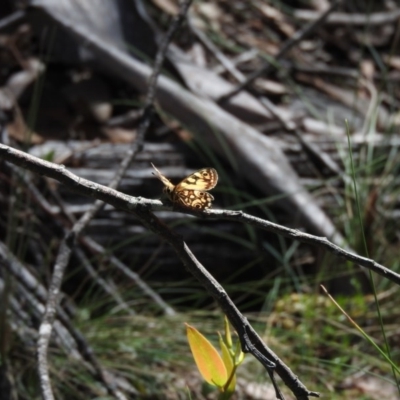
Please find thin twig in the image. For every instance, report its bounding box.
[48,183,175,315]
[217,0,341,104]
[1,143,398,288]
[33,1,194,399]
[187,16,245,82]
[295,7,400,26]
[7,163,138,316]
[75,248,137,316]
[81,236,176,316]
[0,241,135,396]
[129,204,320,399]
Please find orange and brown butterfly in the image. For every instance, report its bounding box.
[151,163,218,210]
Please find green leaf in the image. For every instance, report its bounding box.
[219,335,236,394]
[223,316,233,349]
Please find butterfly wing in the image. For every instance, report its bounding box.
[175,168,218,191]
[174,190,214,210]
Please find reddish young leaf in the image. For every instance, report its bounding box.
[186,324,227,387]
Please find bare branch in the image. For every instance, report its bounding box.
[3,140,398,398]
[1,143,398,287]
[30,0,195,398]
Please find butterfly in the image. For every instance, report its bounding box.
[151,163,218,210]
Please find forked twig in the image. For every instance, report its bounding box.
[2,144,398,287]
[30,0,195,399]
[4,142,399,398]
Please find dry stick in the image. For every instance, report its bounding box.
[131,208,317,400]
[0,9,25,32]
[294,129,343,177]
[0,238,139,390]
[5,146,400,399]
[2,144,399,287]
[10,157,163,315]
[7,163,139,316]
[75,248,136,316]
[187,16,245,82]
[9,139,174,317]
[50,185,173,316]
[217,0,341,104]
[0,241,139,395]
[295,8,400,26]
[0,245,79,357]
[7,163,61,215]
[188,17,292,130]
[34,1,194,399]
[81,236,176,316]
[8,159,139,393]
